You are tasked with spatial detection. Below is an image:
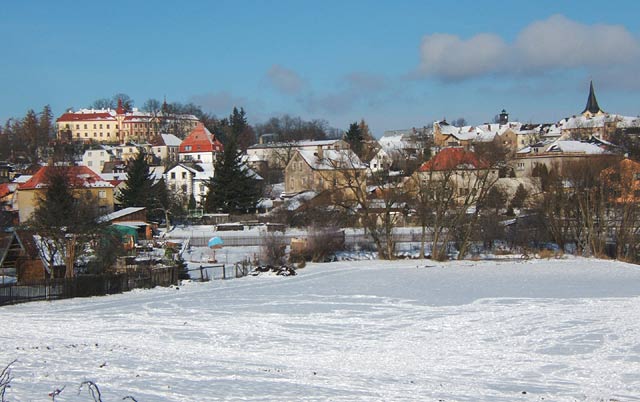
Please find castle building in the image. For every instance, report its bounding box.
[56,100,199,144]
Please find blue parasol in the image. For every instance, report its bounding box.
[207,236,224,249]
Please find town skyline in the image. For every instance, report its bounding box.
[1,0,639,137]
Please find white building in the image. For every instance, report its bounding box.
[81,147,115,174]
[165,163,215,206]
[151,133,181,163]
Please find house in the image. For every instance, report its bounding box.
[601,158,640,204]
[151,133,182,163]
[0,162,14,183]
[367,148,393,173]
[0,231,65,283]
[100,207,153,241]
[81,146,115,174]
[410,147,499,202]
[165,163,215,206]
[56,99,200,144]
[246,139,350,169]
[433,120,523,150]
[178,123,224,164]
[16,165,115,223]
[513,140,617,178]
[283,146,367,198]
[379,127,432,169]
[555,82,640,140]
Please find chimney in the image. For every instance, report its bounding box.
[315,145,324,159]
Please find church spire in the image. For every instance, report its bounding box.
[582,80,604,116]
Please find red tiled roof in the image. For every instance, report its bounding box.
[18,166,114,190]
[419,148,488,171]
[0,183,13,199]
[179,123,224,153]
[56,112,115,122]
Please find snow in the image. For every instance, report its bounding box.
[99,207,145,223]
[2,258,640,401]
[546,140,607,154]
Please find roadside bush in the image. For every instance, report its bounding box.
[261,231,288,266]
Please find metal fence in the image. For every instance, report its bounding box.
[0,266,178,307]
[186,231,432,248]
[187,262,252,281]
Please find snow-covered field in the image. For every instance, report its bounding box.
[2,258,640,401]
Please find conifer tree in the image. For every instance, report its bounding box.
[38,105,54,143]
[345,122,364,158]
[204,134,261,214]
[22,109,39,156]
[117,151,155,210]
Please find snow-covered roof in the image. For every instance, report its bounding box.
[158,133,182,147]
[100,207,146,223]
[12,175,32,184]
[298,149,367,170]
[545,140,607,154]
[284,190,318,210]
[435,121,523,143]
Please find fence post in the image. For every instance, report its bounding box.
[222,264,226,280]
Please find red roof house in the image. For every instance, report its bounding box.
[419,148,488,172]
[178,123,224,163]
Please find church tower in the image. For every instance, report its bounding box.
[581,80,605,118]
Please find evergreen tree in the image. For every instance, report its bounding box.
[22,109,39,156]
[38,105,54,143]
[344,122,364,158]
[204,134,261,214]
[29,167,105,278]
[117,151,155,210]
[511,184,529,209]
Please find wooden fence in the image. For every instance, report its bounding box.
[0,266,178,307]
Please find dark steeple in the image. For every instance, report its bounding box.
[582,80,604,116]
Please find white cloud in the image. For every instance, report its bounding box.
[416,14,640,81]
[266,64,305,95]
[418,33,508,80]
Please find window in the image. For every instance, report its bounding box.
[170,172,176,179]
[185,145,192,151]
[76,124,80,129]
[84,133,88,137]
[88,161,93,167]
[88,151,92,156]
[98,190,106,199]
[84,124,87,129]
[99,124,103,129]
[107,124,110,129]
[93,124,97,129]
[182,172,187,179]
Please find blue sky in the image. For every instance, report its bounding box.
[1,0,639,137]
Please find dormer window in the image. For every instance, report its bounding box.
[185,146,192,151]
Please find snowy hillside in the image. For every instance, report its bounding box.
[1,258,640,401]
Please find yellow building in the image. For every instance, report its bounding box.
[283,147,367,199]
[56,100,199,144]
[16,165,114,223]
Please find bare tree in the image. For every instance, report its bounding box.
[261,231,287,266]
[329,153,405,259]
